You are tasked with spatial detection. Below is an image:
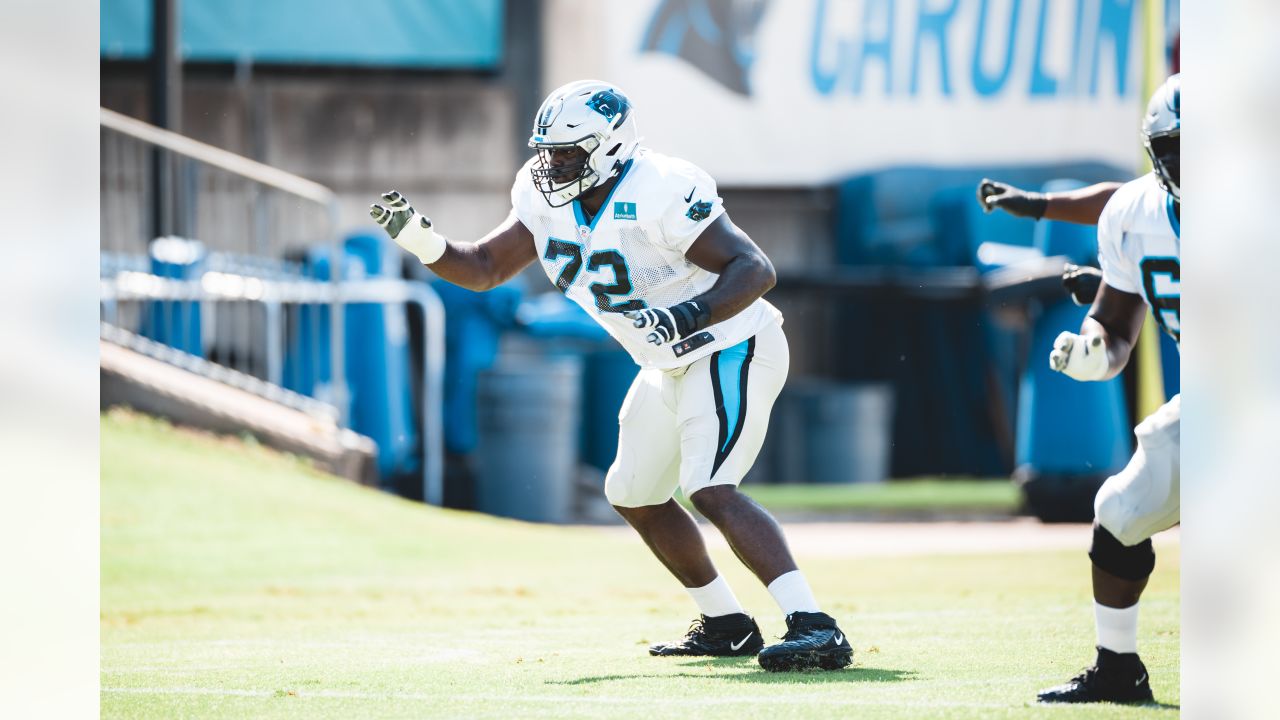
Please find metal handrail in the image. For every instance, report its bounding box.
[100,108,335,206]
[100,108,349,425]
[100,321,341,422]
[100,273,447,506]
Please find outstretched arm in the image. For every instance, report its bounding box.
[625,213,775,346]
[977,179,1123,225]
[371,191,536,292]
[427,211,537,291]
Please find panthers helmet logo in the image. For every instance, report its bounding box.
[640,0,770,96]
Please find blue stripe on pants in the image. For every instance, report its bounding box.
[715,338,751,453]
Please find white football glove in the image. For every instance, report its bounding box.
[1048,331,1109,381]
[369,190,447,265]
[623,301,709,347]
[624,307,681,346]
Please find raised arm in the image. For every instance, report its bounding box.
[624,213,775,345]
[977,179,1123,225]
[371,191,536,292]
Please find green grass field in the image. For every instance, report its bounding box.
[101,410,1179,719]
[736,479,1021,515]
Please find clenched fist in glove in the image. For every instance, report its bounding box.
[1048,331,1109,381]
[976,179,1048,220]
[1062,264,1103,306]
[370,190,447,265]
[624,301,710,347]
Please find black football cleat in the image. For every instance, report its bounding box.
[757,611,853,671]
[1038,647,1155,704]
[648,613,764,657]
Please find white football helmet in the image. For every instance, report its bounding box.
[528,80,640,207]
[1142,73,1180,202]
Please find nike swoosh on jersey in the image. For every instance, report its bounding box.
[730,634,754,651]
[684,187,696,203]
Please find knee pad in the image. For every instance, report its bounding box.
[1089,524,1155,581]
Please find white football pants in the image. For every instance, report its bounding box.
[1095,394,1181,545]
[605,320,788,508]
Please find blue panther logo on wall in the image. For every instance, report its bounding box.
[640,0,771,96]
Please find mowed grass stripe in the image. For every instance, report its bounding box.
[103,685,1018,710]
[102,410,1178,719]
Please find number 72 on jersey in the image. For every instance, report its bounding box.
[544,238,646,313]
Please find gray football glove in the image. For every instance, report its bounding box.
[370,190,447,264]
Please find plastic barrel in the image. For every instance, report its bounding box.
[143,237,205,356]
[342,234,419,485]
[475,357,583,523]
[775,380,894,484]
[581,350,639,473]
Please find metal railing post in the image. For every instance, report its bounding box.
[407,284,446,507]
[329,203,348,427]
[264,300,283,387]
[101,273,447,506]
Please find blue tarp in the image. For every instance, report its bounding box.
[101,0,504,68]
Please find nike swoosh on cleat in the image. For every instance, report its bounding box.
[1135,672,1148,686]
[730,634,754,651]
[833,633,844,646]
[684,187,696,203]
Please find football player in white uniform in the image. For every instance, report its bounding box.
[1020,74,1179,704]
[370,80,852,672]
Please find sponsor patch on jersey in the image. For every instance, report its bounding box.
[686,200,713,222]
[672,331,716,357]
[613,201,637,220]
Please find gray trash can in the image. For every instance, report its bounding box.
[775,380,894,484]
[474,356,583,522]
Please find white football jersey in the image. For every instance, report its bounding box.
[511,148,782,370]
[1096,172,1181,345]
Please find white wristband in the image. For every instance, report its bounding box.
[395,213,447,265]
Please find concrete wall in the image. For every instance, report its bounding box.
[101,70,519,254]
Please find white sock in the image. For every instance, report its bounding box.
[1095,601,1139,654]
[686,576,745,618]
[767,570,821,615]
